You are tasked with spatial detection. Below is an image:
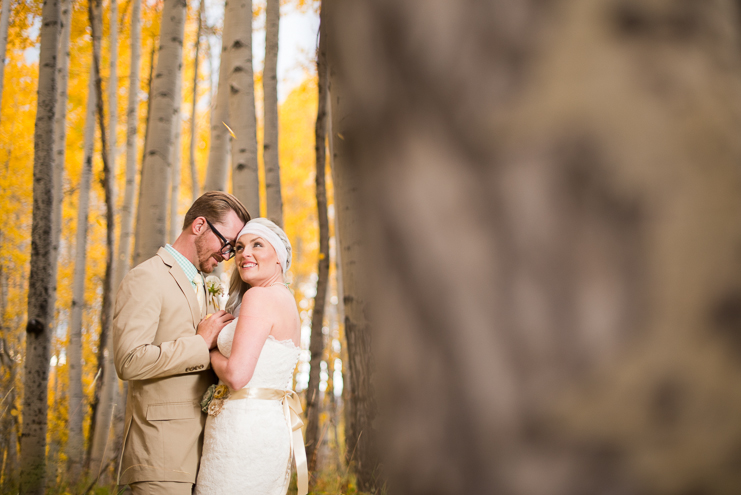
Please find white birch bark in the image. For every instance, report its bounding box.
[67,43,98,486]
[133,0,187,266]
[204,21,229,193]
[327,92,343,324]
[20,0,60,489]
[188,0,203,203]
[0,0,12,115]
[263,0,281,226]
[305,10,329,474]
[43,0,72,471]
[48,0,72,366]
[109,4,141,455]
[107,0,118,178]
[169,66,183,243]
[0,273,18,491]
[88,348,115,483]
[116,0,141,288]
[225,0,259,215]
[88,0,120,478]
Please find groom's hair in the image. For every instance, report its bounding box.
[182,191,251,231]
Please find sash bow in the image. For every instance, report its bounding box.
[228,387,308,495]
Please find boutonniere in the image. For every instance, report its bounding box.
[205,275,226,311]
[201,384,231,416]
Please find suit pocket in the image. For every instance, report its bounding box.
[146,401,197,421]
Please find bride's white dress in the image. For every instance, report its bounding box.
[194,318,301,495]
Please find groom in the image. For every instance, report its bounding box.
[113,191,250,495]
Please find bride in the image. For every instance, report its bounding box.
[194,218,307,495]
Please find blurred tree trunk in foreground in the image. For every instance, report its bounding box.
[20,0,60,489]
[330,1,741,494]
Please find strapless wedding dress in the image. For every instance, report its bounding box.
[194,318,301,495]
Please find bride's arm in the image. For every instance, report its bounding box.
[210,288,276,390]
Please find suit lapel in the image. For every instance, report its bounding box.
[156,248,201,328]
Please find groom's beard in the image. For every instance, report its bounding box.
[195,233,220,273]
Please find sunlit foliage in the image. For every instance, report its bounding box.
[0,0,344,487]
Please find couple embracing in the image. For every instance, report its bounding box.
[112,192,307,495]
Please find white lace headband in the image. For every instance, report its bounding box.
[237,221,288,273]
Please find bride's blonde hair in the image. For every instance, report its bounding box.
[224,218,292,315]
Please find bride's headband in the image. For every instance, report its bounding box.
[236,220,288,273]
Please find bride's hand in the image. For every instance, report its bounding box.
[197,310,235,349]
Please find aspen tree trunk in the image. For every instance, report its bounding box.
[109,381,127,484]
[225,0,259,214]
[327,89,350,471]
[1,391,18,493]
[305,11,329,476]
[0,275,18,492]
[133,0,187,266]
[329,102,378,493]
[67,31,99,482]
[204,21,229,193]
[326,5,379,488]
[188,0,203,202]
[88,0,116,477]
[118,0,141,284]
[1,397,18,491]
[45,0,71,469]
[139,38,156,169]
[263,0,282,226]
[331,1,741,494]
[46,8,72,469]
[108,0,140,466]
[91,3,120,476]
[107,0,117,178]
[20,0,60,490]
[169,69,183,243]
[0,0,11,114]
[50,0,72,323]
[45,358,60,476]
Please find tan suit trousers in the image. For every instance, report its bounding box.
[128,481,193,494]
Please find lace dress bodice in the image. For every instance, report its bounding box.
[216,318,300,390]
[195,317,301,495]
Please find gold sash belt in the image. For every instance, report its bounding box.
[228,387,308,495]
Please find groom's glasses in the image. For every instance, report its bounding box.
[205,218,236,261]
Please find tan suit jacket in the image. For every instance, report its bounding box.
[113,248,214,485]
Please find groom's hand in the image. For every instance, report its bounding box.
[197,310,234,349]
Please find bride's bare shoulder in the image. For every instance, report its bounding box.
[240,286,293,312]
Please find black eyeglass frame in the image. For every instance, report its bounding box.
[204,218,235,260]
